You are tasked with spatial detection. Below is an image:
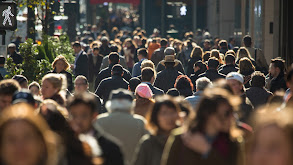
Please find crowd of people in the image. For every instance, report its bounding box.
[0,25,293,165]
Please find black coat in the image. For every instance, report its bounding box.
[154,67,183,93]
[198,69,225,81]
[145,83,164,96]
[186,57,201,76]
[218,64,239,75]
[95,75,129,103]
[99,45,111,56]
[88,53,103,82]
[268,73,287,93]
[50,69,73,92]
[94,64,132,89]
[156,60,185,75]
[246,87,273,108]
[74,51,89,78]
[10,51,23,64]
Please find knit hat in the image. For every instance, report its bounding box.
[226,72,244,84]
[135,83,153,99]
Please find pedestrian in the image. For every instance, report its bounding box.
[210,49,224,65]
[95,89,148,165]
[128,77,141,93]
[123,38,136,72]
[235,47,256,67]
[219,40,229,55]
[186,46,203,76]
[41,73,67,106]
[161,88,240,165]
[197,57,225,82]
[0,103,60,165]
[99,36,111,56]
[88,47,104,92]
[133,83,154,117]
[100,44,128,70]
[95,64,129,104]
[12,75,28,89]
[154,54,183,93]
[174,75,194,97]
[7,43,23,65]
[218,54,239,75]
[148,39,161,61]
[50,55,73,92]
[0,55,8,78]
[156,47,185,74]
[0,79,20,111]
[246,71,273,108]
[238,57,255,88]
[72,41,89,78]
[133,95,180,165]
[67,92,124,165]
[132,48,148,77]
[190,61,207,90]
[141,67,164,96]
[166,88,180,97]
[29,81,41,96]
[266,57,287,93]
[202,51,211,63]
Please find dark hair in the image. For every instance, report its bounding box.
[12,75,28,86]
[129,77,141,92]
[67,92,99,113]
[207,57,219,69]
[146,95,179,134]
[72,41,81,47]
[225,54,235,64]
[109,52,120,64]
[0,56,5,65]
[174,75,194,91]
[166,88,180,97]
[93,46,100,51]
[243,35,252,47]
[202,51,211,62]
[160,38,168,47]
[75,75,88,85]
[188,88,234,133]
[219,40,228,49]
[271,57,285,73]
[0,79,20,96]
[111,64,124,76]
[141,67,154,82]
[137,48,148,58]
[110,45,119,52]
[250,71,265,87]
[141,38,147,45]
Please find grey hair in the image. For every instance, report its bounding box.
[196,77,212,91]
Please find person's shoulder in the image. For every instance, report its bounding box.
[133,114,147,123]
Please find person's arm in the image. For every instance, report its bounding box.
[160,134,180,165]
[100,56,108,70]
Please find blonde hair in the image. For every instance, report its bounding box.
[52,55,70,71]
[211,49,224,64]
[141,60,156,78]
[239,57,255,74]
[42,73,67,97]
[236,47,253,62]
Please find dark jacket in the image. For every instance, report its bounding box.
[218,64,239,75]
[93,127,125,165]
[88,53,104,83]
[9,51,23,64]
[133,134,168,165]
[143,82,164,96]
[74,51,89,78]
[151,47,166,66]
[240,70,255,88]
[95,75,129,103]
[267,73,287,93]
[186,57,201,76]
[156,60,185,75]
[177,88,193,97]
[99,45,111,56]
[198,69,225,81]
[154,67,183,93]
[50,69,73,92]
[239,93,254,123]
[246,87,273,108]
[190,70,207,91]
[94,64,132,89]
[161,128,239,165]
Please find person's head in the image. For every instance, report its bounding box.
[67,92,99,134]
[239,57,255,74]
[243,35,252,47]
[29,81,41,96]
[52,55,70,72]
[146,95,179,135]
[128,77,141,92]
[105,88,134,113]
[226,72,244,95]
[111,64,124,77]
[160,38,168,47]
[72,41,82,54]
[163,55,176,68]
[166,88,180,97]
[190,46,203,59]
[225,54,236,65]
[41,73,67,99]
[226,50,236,57]
[202,51,211,62]
[141,67,155,83]
[250,71,266,88]
[174,75,194,92]
[7,43,16,54]
[12,89,36,108]
[110,44,119,52]
[164,47,176,56]
[0,103,59,165]
[187,88,237,135]
[194,60,207,73]
[219,40,228,50]
[135,83,153,99]
[92,46,100,55]
[137,48,148,61]
[203,39,211,48]
[247,107,293,165]
[207,57,220,70]
[74,75,89,93]
[269,58,285,78]
[101,36,109,45]
[0,55,5,66]
[0,79,21,111]
[196,77,212,92]
[108,52,120,65]
[12,75,28,89]
[141,60,155,73]
[236,47,252,61]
